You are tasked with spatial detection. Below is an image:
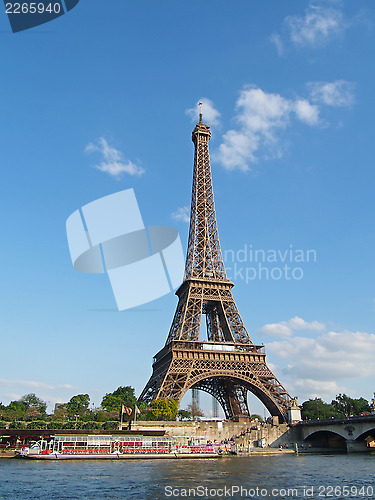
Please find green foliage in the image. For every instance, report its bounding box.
[20,393,47,414]
[62,420,85,430]
[26,421,48,429]
[48,421,64,429]
[301,398,337,420]
[25,407,43,421]
[301,394,372,420]
[94,410,118,422]
[103,421,119,430]
[8,401,26,412]
[9,421,26,429]
[331,394,371,418]
[84,421,103,430]
[5,401,27,421]
[53,404,67,421]
[149,399,178,421]
[134,402,150,421]
[79,411,96,422]
[66,394,90,415]
[63,421,75,430]
[101,395,124,413]
[0,421,7,429]
[177,409,192,421]
[101,386,137,412]
[251,414,264,423]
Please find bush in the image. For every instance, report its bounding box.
[103,421,119,430]
[48,421,64,430]
[84,421,102,430]
[9,421,26,429]
[27,421,47,429]
[63,421,85,430]
[63,422,75,430]
[0,421,7,429]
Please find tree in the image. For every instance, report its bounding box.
[5,401,27,420]
[52,404,67,421]
[66,394,90,415]
[149,399,178,421]
[20,394,47,415]
[25,407,43,421]
[186,401,204,419]
[95,409,118,422]
[301,398,337,420]
[101,395,125,413]
[331,394,371,418]
[178,409,192,421]
[134,402,151,421]
[101,386,137,412]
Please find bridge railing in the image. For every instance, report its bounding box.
[297,414,375,426]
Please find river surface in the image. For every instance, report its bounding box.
[0,453,374,499]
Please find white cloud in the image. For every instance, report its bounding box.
[294,99,320,125]
[0,379,78,409]
[186,98,221,127]
[214,79,355,171]
[270,33,284,57]
[265,323,375,401]
[275,330,375,380]
[287,316,326,331]
[292,379,351,401]
[285,5,346,48]
[85,137,145,179]
[0,379,74,391]
[171,206,190,223]
[0,378,44,388]
[258,316,325,338]
[216,130,258,172]
[215,87,288,171]
[215,86,323,171]
[308,80,355,107]
[258,323,293,338]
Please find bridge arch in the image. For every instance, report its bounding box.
[304,430,347,450]
[303,427,348,441]
[355,427,375,448]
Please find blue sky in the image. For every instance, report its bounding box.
[1,1,375,415]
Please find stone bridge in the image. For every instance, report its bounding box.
[296,414,375,453]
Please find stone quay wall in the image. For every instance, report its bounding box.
[132,421,292,448]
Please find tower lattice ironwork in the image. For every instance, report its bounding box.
[139,110,292,421]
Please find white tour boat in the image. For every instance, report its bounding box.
[16,434,221,459]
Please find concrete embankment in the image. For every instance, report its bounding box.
[132,420,295,451]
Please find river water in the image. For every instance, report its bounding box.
[0,453,374,499]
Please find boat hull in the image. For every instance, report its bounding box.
[18,452,220,460]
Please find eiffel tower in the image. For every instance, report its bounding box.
[140,107,292,421]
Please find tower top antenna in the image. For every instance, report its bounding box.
[199,102,203,123]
